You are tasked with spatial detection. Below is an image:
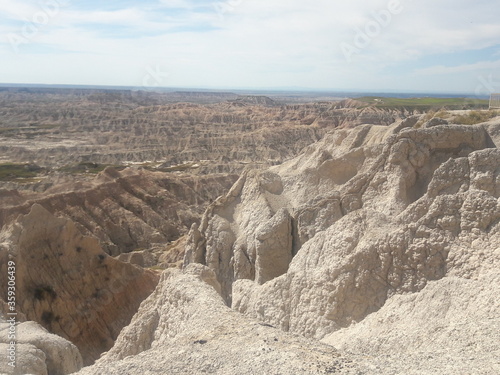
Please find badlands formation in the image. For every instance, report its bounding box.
[86,119,499,374]
[0,168,238,256]
[0,90,402,174]
[0,91,499,374]
[182,119,500,374]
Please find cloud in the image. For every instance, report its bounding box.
[0,0,43,21]
[1,0,500,91]
[415,60,500,76]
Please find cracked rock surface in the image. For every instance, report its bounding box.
[185,121,499,373]
[76,265,362,375]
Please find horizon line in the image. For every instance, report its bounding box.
[0,82,490,99]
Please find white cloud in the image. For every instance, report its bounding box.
[1,0,500,91]
[415,60,500,76]
[0,0,42,21]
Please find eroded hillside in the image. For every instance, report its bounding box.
[182,119,500,373]
[0,168,238,256]
[0,205,160,366]
[1,89,499,374]
[0,90,403,175]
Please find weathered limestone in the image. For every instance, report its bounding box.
[185,122,499,350]
[75,266,361,375]
[0,319,83,375]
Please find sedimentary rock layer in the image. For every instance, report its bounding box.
[0,168,238,255]
[75,265,361,375]
[185,120,499,362]
[0,205,160,364]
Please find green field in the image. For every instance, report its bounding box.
[0,124,61,138]
[0,163,42,181]
[59,162,126,175]
[356,96,489,110]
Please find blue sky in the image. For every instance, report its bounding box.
[1,0,499,94]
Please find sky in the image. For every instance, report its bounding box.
[0,0,500,94]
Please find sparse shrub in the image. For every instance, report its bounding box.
[434,110,451,119]
[414,109,452,128]
[0,163,40,181]
[454,110,499,125]
[414,110,435,128]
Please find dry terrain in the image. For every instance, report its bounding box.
[0,88,498,375]
[0,89,404,176]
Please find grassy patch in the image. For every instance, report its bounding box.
[0,163,43,181]
[148,265,166,271]
[153,162,200,173]
[453,110,500,125]
[15,177,45,184]
[0,127,21,137]
[356,97,488,110]
[59,162,126,175]
[0,124,60,137]
[36,124,60,129]
[433,110,452,119]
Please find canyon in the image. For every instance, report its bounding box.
[0,89,498,374]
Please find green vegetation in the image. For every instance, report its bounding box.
[0,124,60,137]
[0,127,18,136]
[14,177,45,185]
[0,163,43,181]
[433,110,452,119]
[36,124,61,129]
[453,110,500,125]
[154,162,200,173]
[356,96,488,111]
[416,110,438,126]
[59,162,126,175]
[0,161,129,182]
[414,110,452,128]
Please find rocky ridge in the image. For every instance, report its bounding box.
[322,273,500,374]
[1,101,499,374]
[0,168,238,256]
[0,205,159,365]
[0,91,402,173]
[75,265,362,375]
[183,119,499,373]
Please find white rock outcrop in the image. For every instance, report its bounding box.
[75,265,361,375]
[10,120,498,374]
[0,318,83,375]
[184,122,499,372]
[322,273,500,374]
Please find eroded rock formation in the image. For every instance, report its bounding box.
[322,273,500,374]
[1,90,499,374]
[75,265,361,375]
[0,205,159,365]
[0,90,402,173]
[184,120,499,357]
[0,318,83,375]
[0,168,238,256]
